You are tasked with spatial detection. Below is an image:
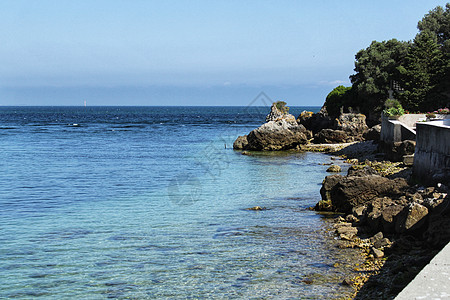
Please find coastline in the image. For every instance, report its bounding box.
[308,141,449,299]
[233,103,449,298]
[239,139,448,299]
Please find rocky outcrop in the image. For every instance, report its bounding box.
[245,120,309,151]
[301,111,369,144]
[233,102,311,151]
[265,102,287,122]
[297,107,333,134]
[316,161,449,239]
[335,113,368,140]
[320,174,409,214]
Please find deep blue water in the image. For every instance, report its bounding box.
[0,106,359,299]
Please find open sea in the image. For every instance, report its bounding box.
[0,106,361,299]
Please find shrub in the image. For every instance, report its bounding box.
[275,101,289,114]
[383,99,405,116]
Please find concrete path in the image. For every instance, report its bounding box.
[395,242,450,299]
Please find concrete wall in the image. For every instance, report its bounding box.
[413,121,450,185]
[380,114,449,143]
[381,116,417,143]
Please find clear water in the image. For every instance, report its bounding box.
[0,106,358,299]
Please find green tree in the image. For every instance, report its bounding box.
[324,85,355,117]
[398,31,445,111]
[418,3,450,47]
[417,3,450,108]
[350,39,409,118]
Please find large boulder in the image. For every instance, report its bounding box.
[234,102,311,151]
[335,113,368,139]
[314,129,349,144]
[297,106,333,134]
[322,175,409,214]
[246,119,309,151]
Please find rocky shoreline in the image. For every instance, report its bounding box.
[233,103,450,299]
[316,153,449,299]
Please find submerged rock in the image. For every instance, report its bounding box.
[246,206,267,211]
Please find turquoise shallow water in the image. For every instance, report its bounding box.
[0,106,358,299]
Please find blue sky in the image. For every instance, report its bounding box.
[0,0,447,106]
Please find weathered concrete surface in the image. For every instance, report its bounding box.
[380,118,417,143]
[395,242,450,299]
[413,121,450,185]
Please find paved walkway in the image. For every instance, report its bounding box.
[395,242,450,299]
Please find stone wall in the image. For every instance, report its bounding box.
[413,121,450,185]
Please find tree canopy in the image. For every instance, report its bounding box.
[325,3,450,120]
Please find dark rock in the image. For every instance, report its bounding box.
[374,238,391,249]
[395,203,428,233]
[297,106,333,134]
[233,135,248,150]
[319,175,343,202]
[326,165,342,173]
[381,204,404,233]
[347,165,378,177]
[329,176,409,214]
[424,196,450,247]
[314,129,349,144]
[381,140,416,162]
[364,124,381,141]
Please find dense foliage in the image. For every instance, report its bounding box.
[324,85,354,117]
[326,3,450,119]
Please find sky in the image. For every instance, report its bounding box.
[0,0,447,106]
